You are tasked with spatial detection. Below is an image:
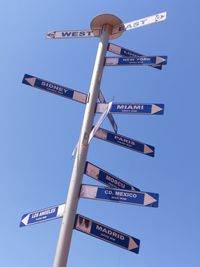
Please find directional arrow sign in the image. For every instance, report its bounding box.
[84,161,140,191]
[112,11,167,36]
[46,29,101,39]
[96,103,164,115]
[80,184,159,208]
[22,74,87,104]
[74,214,140,254]
[107,43,162,70]
[20,204,65,227]
[94,127,155,157]
[98,90,118,133]
[105,56,167,66]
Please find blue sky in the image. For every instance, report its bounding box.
[1,1,200,266]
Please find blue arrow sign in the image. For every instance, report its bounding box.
[107,43,162,70]
[84,161,140,191]
[94,127,155,157]
[80,185,159,208]
[74,214,140,253]
[22,74,87,104]
[20,204,65,227]
[96,103,164,115]
[105,56,167,66]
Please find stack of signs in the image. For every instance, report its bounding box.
[20,10,167,259]
[82,161,159,254]
[106,42,167,68]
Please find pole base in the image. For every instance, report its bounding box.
[90,14,124,40]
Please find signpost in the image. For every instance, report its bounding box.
[51,15,123,267]
[74,214,140,254]
[21,11,167,267]
[96,103,164,115]
[80,184,159,207]
[84,161,140,191]
[20,204,65,227]
[94,127,155,157]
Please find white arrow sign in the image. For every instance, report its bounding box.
[46,29,101,39]
[112,11,167,36]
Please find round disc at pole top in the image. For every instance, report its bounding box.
[90,14,124,40]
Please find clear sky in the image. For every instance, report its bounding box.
[1,1,200,266]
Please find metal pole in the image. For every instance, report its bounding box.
[53,24,111,267]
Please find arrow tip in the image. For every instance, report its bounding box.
[20,214,29,227]
[144,193,158,206]
[156,11,167,22]
[151,104,164,114]
[24,77,36,87]
[144,145,154,156]
[156,57,166,65]
[46,31,56,39]
[128,237,140,253]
